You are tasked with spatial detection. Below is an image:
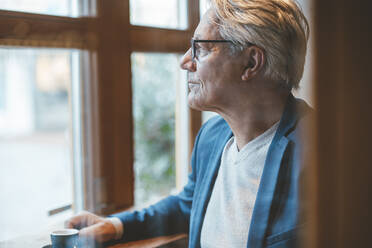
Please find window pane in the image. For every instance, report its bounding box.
[132,53,183,204]
[0,0,79,17]
[0,48,81,241]
[130,0,187,30]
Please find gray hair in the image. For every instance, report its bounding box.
[210,0,309,89]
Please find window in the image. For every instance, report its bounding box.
[0,0,79,17]
[129,1,195,206]
[130,0,188,30]
[0,48,81,241]
[132,53,187,204]
[0,0,200,243]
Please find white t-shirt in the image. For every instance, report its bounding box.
[200,122,279,248]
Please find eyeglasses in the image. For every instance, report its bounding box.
[191,38,232,60]
[191,38,255,61]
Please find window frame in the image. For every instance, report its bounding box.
[0,0,201,215]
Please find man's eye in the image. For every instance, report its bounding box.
[195,47,207,58]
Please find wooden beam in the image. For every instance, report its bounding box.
[130,26,190,53]
[0,10,98,49]
[94,0,134,215]
[0,10,192,52]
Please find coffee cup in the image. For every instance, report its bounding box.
[50,229,79,248]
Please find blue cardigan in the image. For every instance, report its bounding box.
[113,94,312,248]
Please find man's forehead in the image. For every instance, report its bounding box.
[193,9,220,39]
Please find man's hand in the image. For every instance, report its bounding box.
[65,211,117,243]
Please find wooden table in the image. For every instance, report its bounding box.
[0,222,187,248]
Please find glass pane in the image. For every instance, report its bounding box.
[130,0,187,30]
[0,0,79,17]
[0,48,81,241]
[132,53,182,204]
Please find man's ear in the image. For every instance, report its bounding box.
[241,46,265,81]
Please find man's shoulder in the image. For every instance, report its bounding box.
[295,97,314,119]
[203,115,228,128]
[194,115,232,155]
[290,97,314,137]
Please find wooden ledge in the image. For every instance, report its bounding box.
[110,233,188,248]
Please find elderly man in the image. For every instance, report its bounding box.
[66,0,311,247]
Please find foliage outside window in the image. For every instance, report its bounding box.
[132,53,180,204]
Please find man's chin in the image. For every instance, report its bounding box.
[188,96,204,111]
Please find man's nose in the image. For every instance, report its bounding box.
[180,48,196,72]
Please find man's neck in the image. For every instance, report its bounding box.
[218,91,289,150]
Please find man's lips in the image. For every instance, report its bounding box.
[188,82,200,91]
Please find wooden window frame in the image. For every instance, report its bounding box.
[0,0,201,215]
